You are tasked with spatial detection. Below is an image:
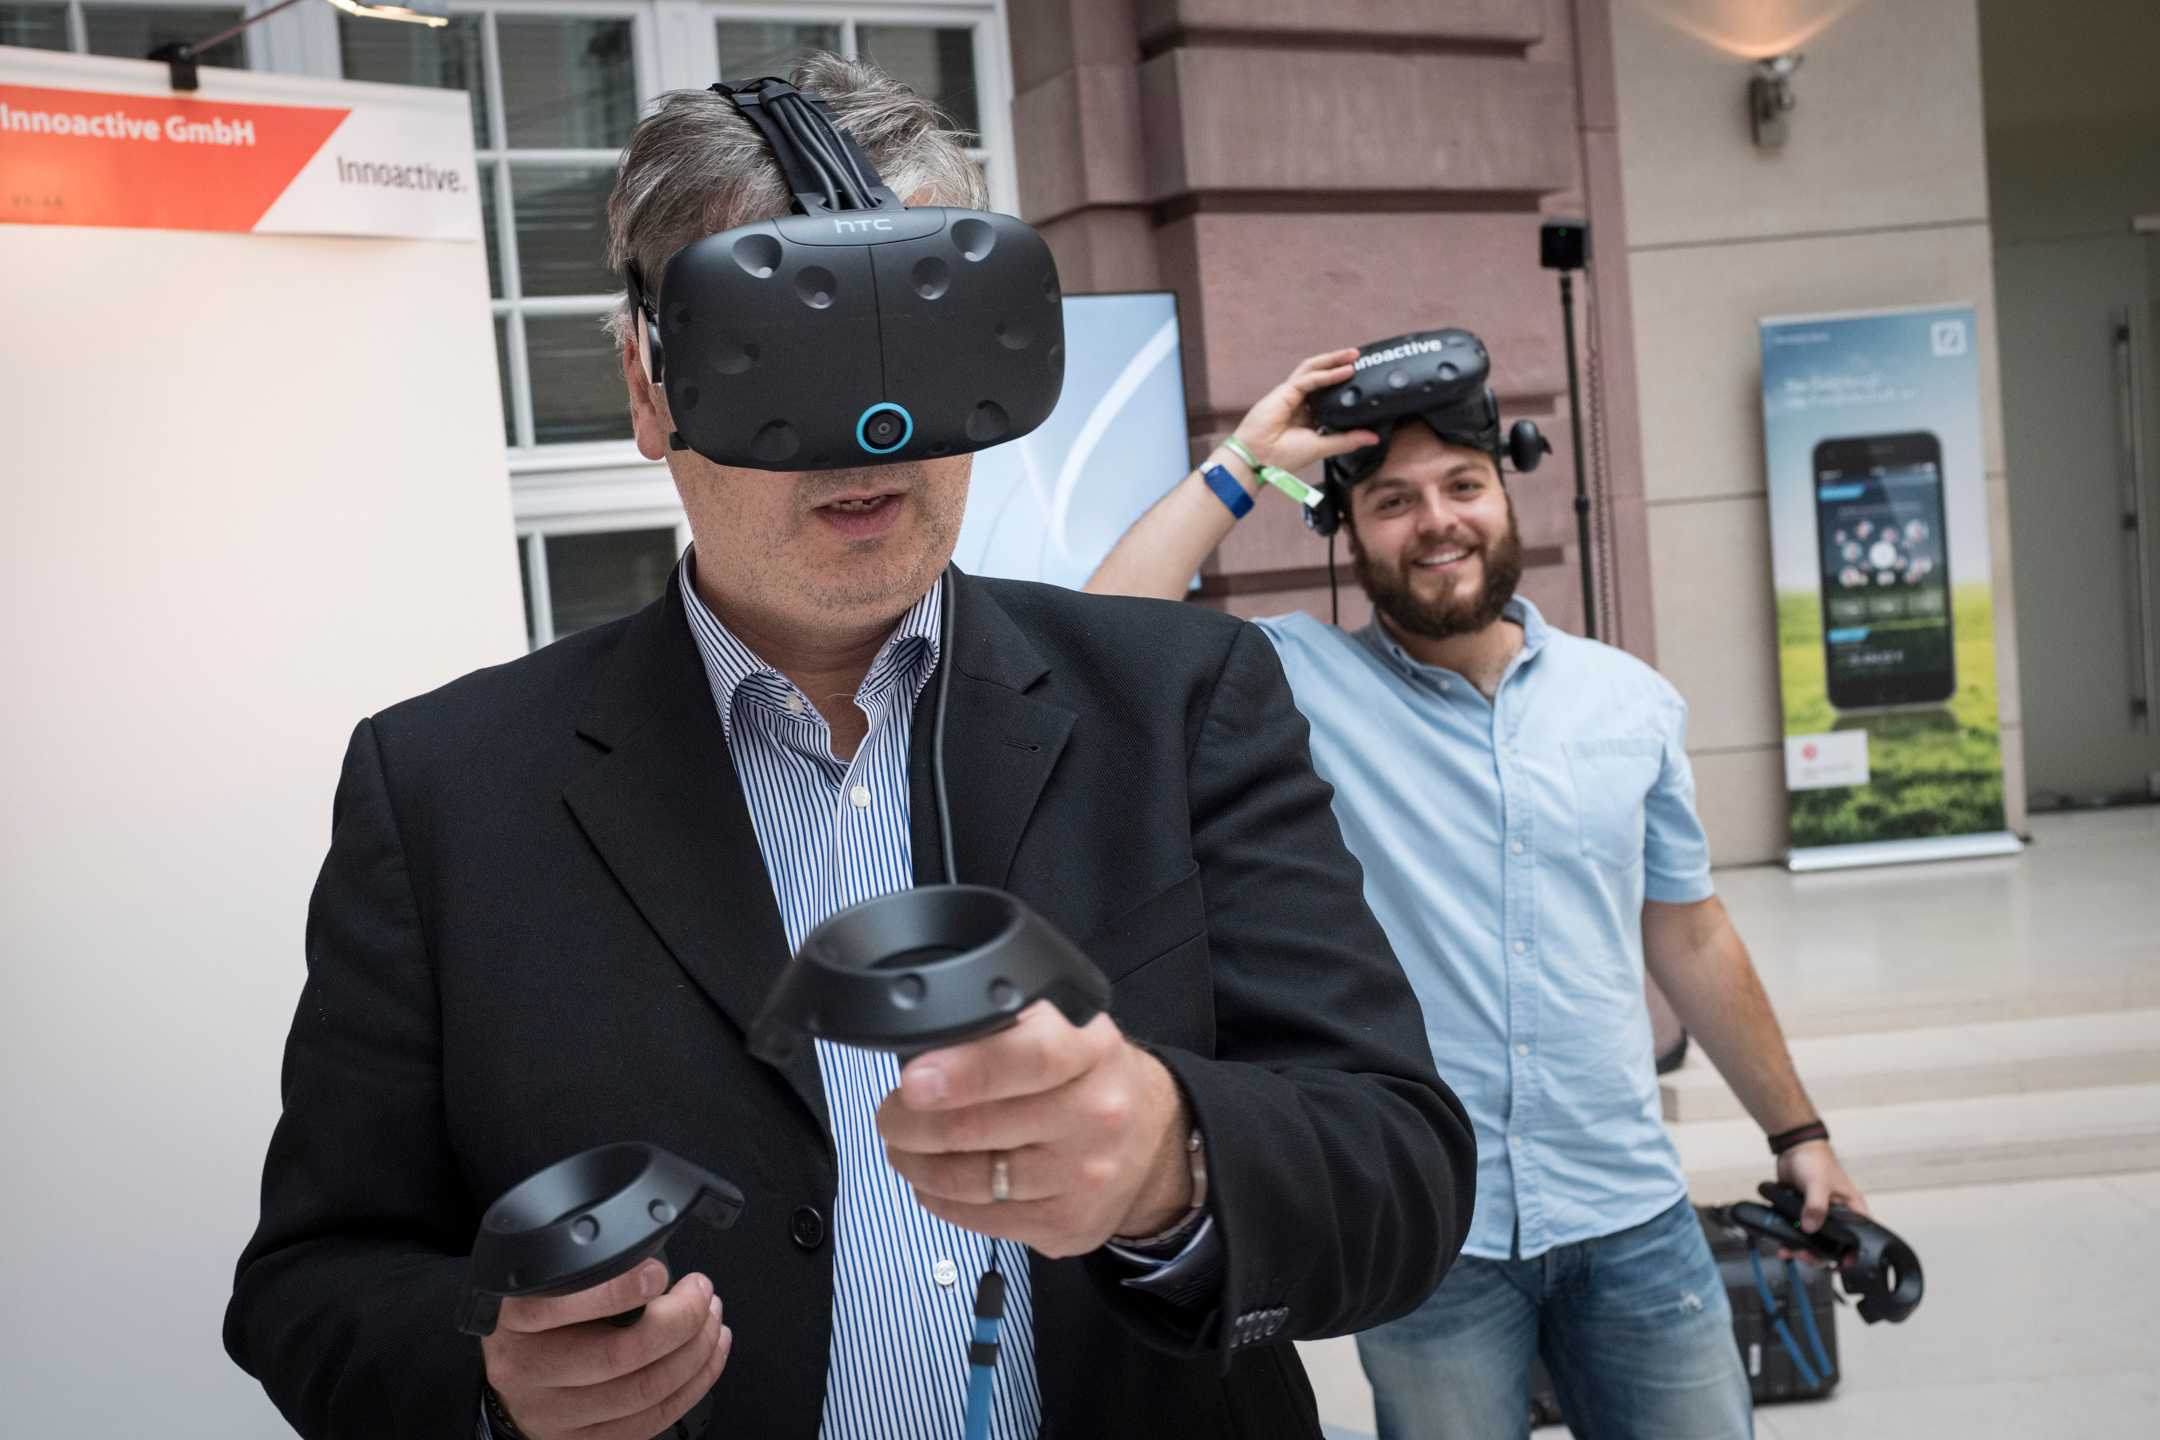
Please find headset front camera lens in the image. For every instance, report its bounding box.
[856,403,914,455]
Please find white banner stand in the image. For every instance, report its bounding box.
[2,48,522,1436]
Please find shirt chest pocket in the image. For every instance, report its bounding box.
[1563,738,1665,871]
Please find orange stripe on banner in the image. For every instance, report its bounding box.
[0,83,349,232]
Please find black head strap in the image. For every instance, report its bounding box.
[716,78,901,215]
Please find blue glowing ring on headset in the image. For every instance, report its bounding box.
[856,403,914,455]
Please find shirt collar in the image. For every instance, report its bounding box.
[1352,594,1551,690]
[677,556,944,745]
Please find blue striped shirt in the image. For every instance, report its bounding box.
[679,571,1043,1440]
[477,569,1213,1440]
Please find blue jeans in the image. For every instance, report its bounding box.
[1356,1197,1751,1440]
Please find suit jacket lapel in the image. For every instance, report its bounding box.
[562,584,828,1129]
[911,572,1076,888]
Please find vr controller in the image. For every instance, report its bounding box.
[456,1141,744,1339]
[750,885,1111,1063]
[628,79,1064,472]
[1721,1181,1924,1324]
[1303,328,1551,538]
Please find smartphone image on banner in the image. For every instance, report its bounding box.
[1812,432,1956,710]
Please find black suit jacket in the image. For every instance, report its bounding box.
[225,572,1474,1439]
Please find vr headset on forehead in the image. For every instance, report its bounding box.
[625,78,1065,470]
[1304,328,1552,538]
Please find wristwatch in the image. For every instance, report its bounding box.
[483,1385,531,1440]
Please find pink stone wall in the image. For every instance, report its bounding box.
[1007,0,1652,655]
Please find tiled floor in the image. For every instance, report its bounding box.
[1717,806,2160,1035]
[1302,1171,2160,1439]
[1299,807,2160,1438]
[1750,1171,2160,1440]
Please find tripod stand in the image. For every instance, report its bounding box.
[1541,220,1598,642]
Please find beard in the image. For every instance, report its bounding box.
[1350,503,1524,641]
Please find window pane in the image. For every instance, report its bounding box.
[83,4,246,71]
[857,25,978,140]
[517,537,535,646]
[714,21,839,85]
[510,164,616,296]
[480,161,502,297]
[0,3,70,50]
[525,313,631,444]
[493,314,516,446]
[545,528,677,637]
[497,17,636,150]
[336,12,487,151]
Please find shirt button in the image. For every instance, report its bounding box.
[1514,940,1527,954]
[1511,841,1525,855]
[849,785,870,809]
[1510,1135,1523,1148]
[932,1259,958,1288]
[1439,678,1452,692]
[1499,745,1510,758]
[787,693,806,716]
[1517,1043,1531,1056]
[789,1205,826,1250]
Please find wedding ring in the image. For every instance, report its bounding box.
[989,1152,1011,1203]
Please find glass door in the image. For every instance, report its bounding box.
[1997,232,2160,807]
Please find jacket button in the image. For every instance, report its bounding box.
[790,1205,826,1250]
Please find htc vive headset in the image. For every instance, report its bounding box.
[625,78,1065,470]
[1304,329,1552,537]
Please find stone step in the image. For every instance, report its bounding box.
[1768,974,2160,1040]
[1674,1081,2160,1205]
[1661,1008,2160,1122]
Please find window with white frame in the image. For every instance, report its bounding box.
[2,0,251,68]
[330,0,1016,647]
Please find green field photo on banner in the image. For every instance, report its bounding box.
[1778,583,2005,848]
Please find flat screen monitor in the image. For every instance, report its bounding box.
[954,291,1188,590]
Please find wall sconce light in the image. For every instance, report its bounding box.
[1750,52,1803,147]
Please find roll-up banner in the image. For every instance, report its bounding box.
[1,46,479,240]
[1761,304,2022,871]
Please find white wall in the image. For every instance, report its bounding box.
[0,217,523,1431]
[1610,0,2021,862]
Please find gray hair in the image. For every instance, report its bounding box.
[604,53,987,345]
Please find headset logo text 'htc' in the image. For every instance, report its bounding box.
[834,217,895,234]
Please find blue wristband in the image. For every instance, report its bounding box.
[1201,463,1254,519]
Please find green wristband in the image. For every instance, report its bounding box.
[1221,436,1322,509]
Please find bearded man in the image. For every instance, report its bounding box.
[1088,342,1867,1440]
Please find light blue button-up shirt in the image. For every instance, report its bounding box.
[1253,598,1713,1259]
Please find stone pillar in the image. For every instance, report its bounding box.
[1005,0,1653,651]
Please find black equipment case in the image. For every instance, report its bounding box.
[1701,1206,1839,1403]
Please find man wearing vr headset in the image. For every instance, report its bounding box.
[1090,340,1869,1440]
[225,57,1473,1440]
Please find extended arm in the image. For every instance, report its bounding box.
[1085,350,1376,601]
[1641,895,1868,1230]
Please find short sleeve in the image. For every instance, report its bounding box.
[1246,612,1301,653]
[1641,692,1715,904]
[1246,611,1324,693]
